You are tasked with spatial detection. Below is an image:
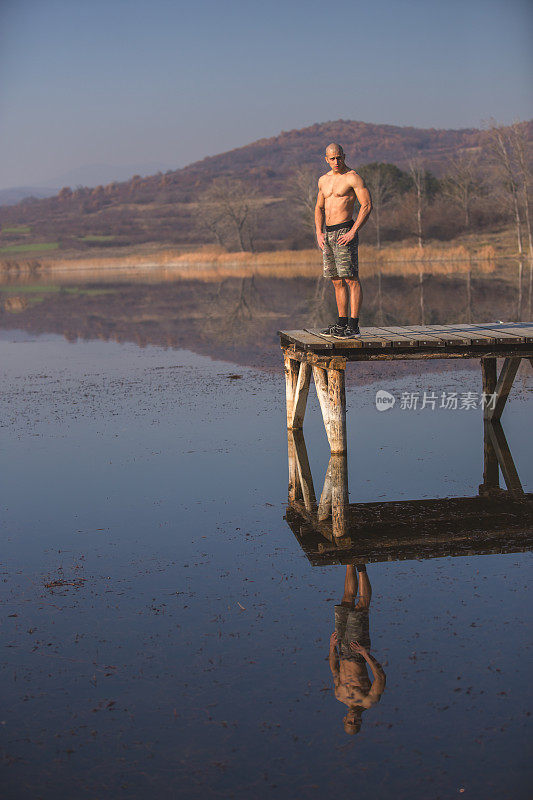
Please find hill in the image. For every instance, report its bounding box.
[0,119,531,254]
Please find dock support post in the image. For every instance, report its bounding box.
[284,355,311,430]
[327,367,347,454]
[330,453,349,538]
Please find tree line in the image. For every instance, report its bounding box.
[200,121,531,254]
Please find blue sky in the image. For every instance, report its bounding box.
[1,0,532,188]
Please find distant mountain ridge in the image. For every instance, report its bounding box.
[1,119,530,250]
[4,119,532,209]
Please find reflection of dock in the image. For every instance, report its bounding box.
[280,323,533,454]
[285,423,533,566]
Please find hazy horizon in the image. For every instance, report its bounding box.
[1,0,532,190]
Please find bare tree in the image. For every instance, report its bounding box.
[286,166,320,236]
[358,163,397,248]
[509,122,533,261]
[408,159,425,249]
[199,178,259,252]
[486,123,524,257]
[442,152,480,228]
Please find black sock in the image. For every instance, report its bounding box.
[350,317,359,327]
[338,316,348,327]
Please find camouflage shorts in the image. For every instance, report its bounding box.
[323,224,359,279]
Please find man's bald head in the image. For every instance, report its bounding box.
[326,143,344,157]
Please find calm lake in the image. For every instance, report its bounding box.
[1,260,532,799]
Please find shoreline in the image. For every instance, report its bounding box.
[0,242,504,282]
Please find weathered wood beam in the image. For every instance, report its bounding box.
[485,357,521,422]
[327,368,347,454]
[287,431,301,503]
[330,453,349,538]
[289,361,312,429]
[318,458,333,521]
[487,420,525,496]
[479,420,500,496]
[284,354,299,429]
[292,429,316,513]
[312,366,333,448]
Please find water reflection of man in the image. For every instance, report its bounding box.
[329,564,386,735]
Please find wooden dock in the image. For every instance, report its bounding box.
[279,322,533,454]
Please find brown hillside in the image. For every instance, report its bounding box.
[1,119,531,252]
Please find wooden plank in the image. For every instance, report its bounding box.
[306,327,392,349]
[428,324,497,344]
[401,324,468,346]
[370,326,432,346]
[306,328,393,350]
[486,357,521,422]
[304,328,362,349]
[278,330,333,350]
[470,324,526,343]
[481,322,533,340]
[290,361,312,429]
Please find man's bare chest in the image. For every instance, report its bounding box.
[322,176,354,200]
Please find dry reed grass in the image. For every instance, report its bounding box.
[0,241,499,282]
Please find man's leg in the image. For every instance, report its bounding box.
[332,278,349,318]
[354,565,371,611]
[341,564,358,607]
[345,278,362,320]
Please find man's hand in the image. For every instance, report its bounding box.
[350,640,368,656]
[337,229,356,246]
[317,231,325,250]
[330,631,338,649]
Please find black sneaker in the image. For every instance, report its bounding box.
[320,322,346,336]
[336,323,360,339]
[344,322,360,337]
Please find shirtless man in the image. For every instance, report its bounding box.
[329,564,386,735]
[315,143,372,338]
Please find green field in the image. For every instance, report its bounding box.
[0,242,59,254]
[1,225,32,234]
[0,284,114,296]
[80,234,116,242]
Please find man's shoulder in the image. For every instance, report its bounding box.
[345,169,365,187]
[319,171,333,182]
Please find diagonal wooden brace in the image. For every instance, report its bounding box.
[484,357,521,422]
[285,355,311,429]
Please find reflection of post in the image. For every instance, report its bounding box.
[479,420,500,495]
[287,430,316,512]
[487,421,524,497]
[486,358,521,422]
[287,431,300,503]
[330,453,349,539]
[292,430,317,512]
[318,459,333,521]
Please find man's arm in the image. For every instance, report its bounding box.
[329,631,340,677]
[338,173,372,245]
[350,641,386,705]
[315,183,326,250]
